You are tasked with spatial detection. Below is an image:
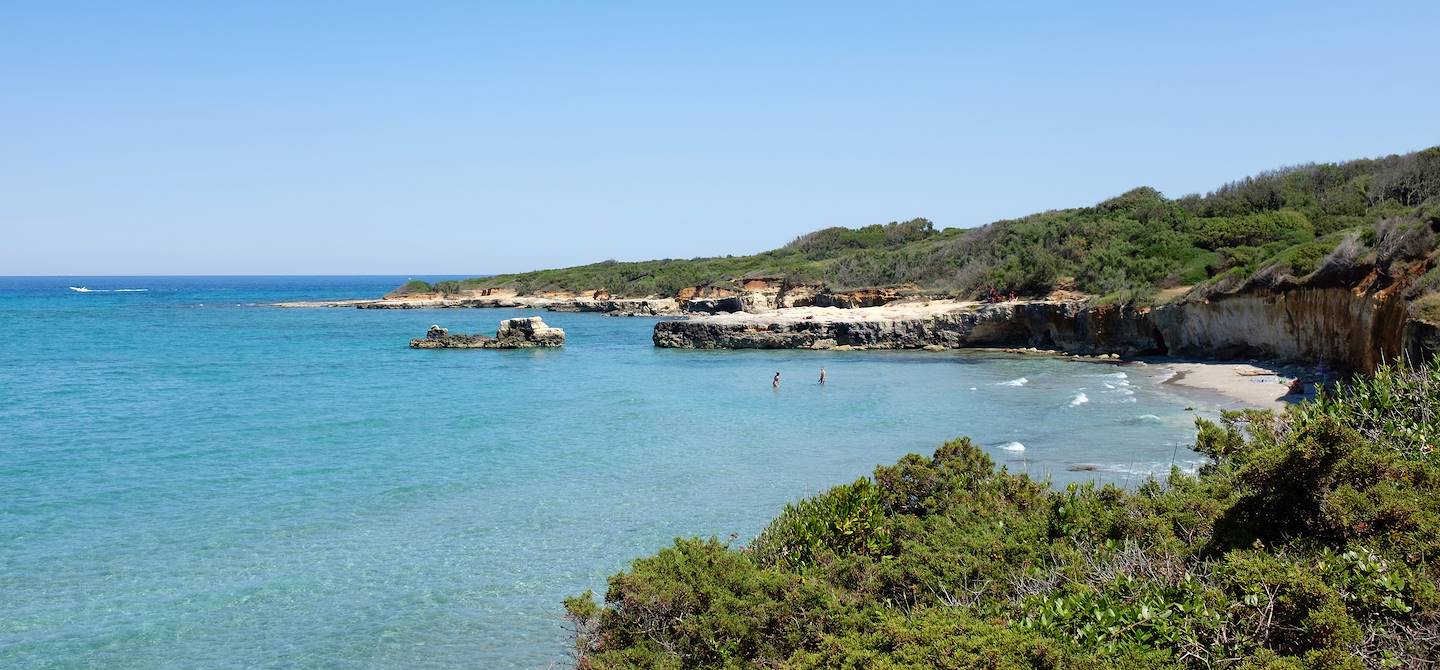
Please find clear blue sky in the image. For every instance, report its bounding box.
[2,1,1436,276]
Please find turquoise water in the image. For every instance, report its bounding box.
[0,277,1222,669]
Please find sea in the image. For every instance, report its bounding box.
[0,276,1226,669]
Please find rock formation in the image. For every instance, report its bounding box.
[653,285,1440,373]
[652,301,1157,355]
[811,286,914,309]
[410,317,566,349]
[301,246,1440,373]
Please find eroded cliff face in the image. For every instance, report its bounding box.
[811,286,915,309]
[652,302,1162,355]
[1152,284,1409,373]
[653,281,1429,373]
[1406,319,1440,366]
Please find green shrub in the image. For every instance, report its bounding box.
[388,279,433,296]
[1273,239,1336,276]
[751,478,892,570]
[1195,211,1314,250]
[571,361,1440,668]
[788,606,1095,670]
[1414,293,1440,324]
[570,537,844,667]
[394,146,1439,301]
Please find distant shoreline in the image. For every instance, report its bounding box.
[275,292,1320,412]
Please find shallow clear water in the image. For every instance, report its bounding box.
[0,277,1222,669]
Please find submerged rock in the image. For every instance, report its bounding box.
[410,317,566,349]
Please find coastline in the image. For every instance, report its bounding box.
[1155,360,1317,411]
[278,290,1321,413]
[271,294,680,315]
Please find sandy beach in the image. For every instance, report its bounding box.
[1157,360,1315,411]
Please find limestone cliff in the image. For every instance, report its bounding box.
[1153,286,1409,373]
[653,276,1438,373]
[651,301,1159,356]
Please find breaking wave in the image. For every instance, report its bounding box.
[1120,414,1163,424]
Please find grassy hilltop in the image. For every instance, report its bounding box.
[405,146,1439,304]
[565,362,1440,669]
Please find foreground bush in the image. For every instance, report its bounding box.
[567,362,1440,668]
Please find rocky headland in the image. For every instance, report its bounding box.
[652,275,1436,374]
[295,265,1439,374]
[410,317,565,349]
[285,146,1440,375]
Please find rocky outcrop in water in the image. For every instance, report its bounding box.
[410,317,566,349]
[681,296,745,314]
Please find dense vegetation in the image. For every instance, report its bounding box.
[565,361,1440,668]
[406,147,1439,303]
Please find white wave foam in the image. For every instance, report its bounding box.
[68,286,148,293]
[1120,414,1163,424]
[999,377,1028,387]
[1095,459,1208,477]
[996,441,1026,452]
[1069,392,1089,406]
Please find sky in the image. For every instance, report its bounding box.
[1,1,1437,276]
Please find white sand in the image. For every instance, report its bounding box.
[1162,361,1299,411]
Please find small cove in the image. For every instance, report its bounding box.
[0,276,1228,669]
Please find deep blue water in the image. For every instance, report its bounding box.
[0,276,1223,668]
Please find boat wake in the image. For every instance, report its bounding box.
[69,286,148,293]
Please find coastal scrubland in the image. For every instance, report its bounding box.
[564,361,1440,668]
[401,146,1439,305]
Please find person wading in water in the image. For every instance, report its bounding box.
[819,368,827,385]
[773,372,781,389]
